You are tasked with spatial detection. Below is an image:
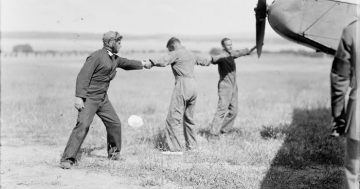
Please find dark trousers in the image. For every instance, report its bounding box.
[61,95,122,162]
[210,82,238,135]
[165,78,197,152]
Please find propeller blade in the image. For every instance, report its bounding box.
[255,0,267,58]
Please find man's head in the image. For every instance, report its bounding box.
[166,37,181,52]
[221,38,232,52]
[103,31,123,54]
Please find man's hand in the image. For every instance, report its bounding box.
[244,46,257,55]
[248,45,257,54]
[243,48,250,55]
[142,60,152,69]
[74,97,84,111]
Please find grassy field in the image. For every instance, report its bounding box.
[1,53,347,188]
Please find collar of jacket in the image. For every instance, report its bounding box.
[107,50,114,56]
[102,47,115,56]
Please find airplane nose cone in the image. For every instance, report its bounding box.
[268,0,303,36]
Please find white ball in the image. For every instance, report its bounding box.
[127,115,144,128]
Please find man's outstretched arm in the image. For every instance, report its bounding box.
[231,45,256,59]
[211,45,257,64]
[195,55,213,66]
[210,53,230,64]
[116,57,145,70]
[149,52,177,67]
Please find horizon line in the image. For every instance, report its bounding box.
[1,30,279,38]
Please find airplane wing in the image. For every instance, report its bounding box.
[300,0,359,51]
[329,0,360,5]
[267,0,359,54]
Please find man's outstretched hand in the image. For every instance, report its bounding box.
[142,60,153,69]
[249,45,257,54]
[74,97,84,111]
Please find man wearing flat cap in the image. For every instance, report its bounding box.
[60,31,152,169]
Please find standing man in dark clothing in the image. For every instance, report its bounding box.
[330,20,359,189]
[149,37,225,152]
[60,31,152,169]
[208,38,255,137]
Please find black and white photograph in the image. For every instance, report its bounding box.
[1,0,359,188]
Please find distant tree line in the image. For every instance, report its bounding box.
[1,44,93,57]
[209,47,327,58]
[266,49,326,58]
[1,44,328,58]
[2,44,201,57]
[13,44,34,53]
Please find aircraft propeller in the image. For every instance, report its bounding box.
[254,0,267,58]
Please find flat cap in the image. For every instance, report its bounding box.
[102,31,123,42]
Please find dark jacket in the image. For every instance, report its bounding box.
[75,48,143,99]
[331,20,359,140]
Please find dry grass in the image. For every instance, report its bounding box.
[1,54,346,188]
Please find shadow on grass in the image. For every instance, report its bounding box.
[260,107,346,189]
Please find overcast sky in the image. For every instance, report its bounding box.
[1,0,278,36]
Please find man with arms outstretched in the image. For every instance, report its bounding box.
[149,37,226,152]
[206,38,255,138]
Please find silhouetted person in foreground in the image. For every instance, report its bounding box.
[330,20,360,189]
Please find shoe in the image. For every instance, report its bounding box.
[207,134,220,141]
[161,151,183,155]
[330,123,346,137]
[108,153,125,161]
[203,131,219,141]
[330,130,340,137]
[330,126,345,137]
[220,128,242,135]
[198,128,211,137]
[60,161,73,169]
[330,119,346,137]
[198,129,219,141]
